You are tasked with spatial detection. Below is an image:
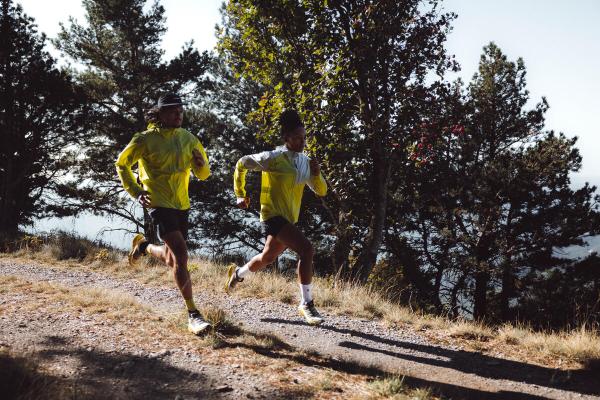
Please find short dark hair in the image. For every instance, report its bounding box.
[279,109,304,139]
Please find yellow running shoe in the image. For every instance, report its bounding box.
[224,263,243,293]
[298,301,324,326]
[128,233,147,266]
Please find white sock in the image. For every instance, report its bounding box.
[237,264,251,279]
[300,283,313,305]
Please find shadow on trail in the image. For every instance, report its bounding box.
[261,317,599,398]
[225,327,550,400]
[35,335,215,399]
[30,334,315,400]
[0,346,67,400]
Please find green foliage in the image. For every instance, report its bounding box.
[218,0,458,280]
[215,5,599,327]
[394,43,600,323]
[5,0,593,329]
[0,1,86,234]
[516,253,600,328]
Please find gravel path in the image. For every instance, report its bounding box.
[1,258,598,400]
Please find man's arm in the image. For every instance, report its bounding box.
[191,141,210,180]
[233,150,273,200]
[307,158,327,196]
[115,133,145,199]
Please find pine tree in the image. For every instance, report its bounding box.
[0,0,85,236]
[396,43,599,322]
[53,0,210,241]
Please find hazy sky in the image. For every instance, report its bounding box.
[15,0,600,247]
[442,0,600,187]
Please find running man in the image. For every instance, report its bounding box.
[225,109,328,325]
[115,93,211,335]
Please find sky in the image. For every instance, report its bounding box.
[442,0,600,187]
[15,0,600,250]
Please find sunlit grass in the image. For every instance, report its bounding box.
[497,324,600,368]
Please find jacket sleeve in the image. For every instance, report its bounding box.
[191,140,210,180]
[233,151,273,198]
[307,173,327,197]
[115,133,146,199]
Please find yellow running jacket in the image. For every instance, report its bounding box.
[115,124,210,210]
[234,146,327,223]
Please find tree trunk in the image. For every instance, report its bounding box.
[449,272,467,319]
[500,260,513,321]
[432,265,444,311]
[0,0,17,236]
[348,144,389,283]
[473,269,489,321]
[0,188,19,235]
[473,214,494,321]
[500,206,515,321]
[0,174,19,235]
[332,227,352,281]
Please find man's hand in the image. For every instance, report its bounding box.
[309,158,320,176]
[236,197,250,209]
[137,191,152,208]
[192,149,205,168]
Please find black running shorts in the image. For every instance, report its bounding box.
[150,207,189,241]
[262,216,291,238]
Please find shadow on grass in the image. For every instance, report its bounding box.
[260,317,599,399]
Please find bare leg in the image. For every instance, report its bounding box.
[146,244,171,265]
[147,231,192,300]
[275,224,314,285]
[275,224,322,324]
[246,235,287,273]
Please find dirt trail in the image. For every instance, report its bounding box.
[1,258,598,400]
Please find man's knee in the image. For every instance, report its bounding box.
[299,241,314,260]
[172,250,188,268]
[261,251,278,265]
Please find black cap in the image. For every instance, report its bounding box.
[157,93,186,108]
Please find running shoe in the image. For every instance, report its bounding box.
[298,300,324,326]
[224,264,243,293]
[128,233,147,266]
[188,310,211,335]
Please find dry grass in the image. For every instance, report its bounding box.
[447,320,494,341]
[0,275,154,324]
[496,324,600,369]
[370,375,406,397]
[4,232,600,372]
[368,375,435,400]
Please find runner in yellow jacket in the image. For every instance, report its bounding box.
[225,109,328,325]
[115,93,211,335]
